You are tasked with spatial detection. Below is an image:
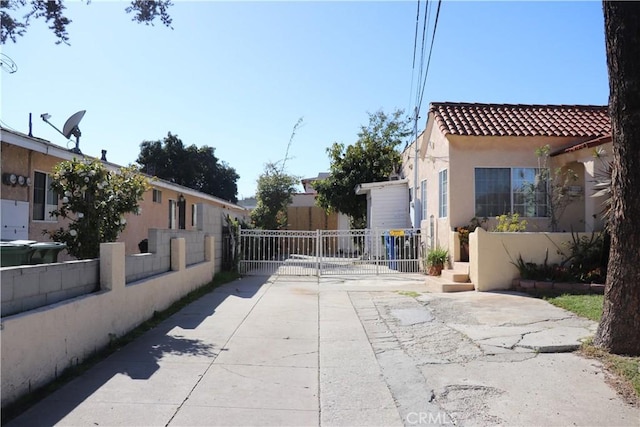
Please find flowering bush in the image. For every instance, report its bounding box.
[494,213,527,232]
[45,158,149,259]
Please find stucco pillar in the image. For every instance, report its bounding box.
[100,242,125,291]
[171,238,186,271]
[205,235,215,263]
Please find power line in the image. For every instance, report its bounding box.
[408,0,421,114]
[417,0,442,114]
[414,0,430,112]
[411,0,420,69]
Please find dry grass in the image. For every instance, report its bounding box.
[580,340,640,407]
[543,294,639,406]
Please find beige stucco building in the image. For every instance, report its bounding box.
[401,102,612,257]
[1,127,249,259]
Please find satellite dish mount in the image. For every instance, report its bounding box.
[40,110,86,154]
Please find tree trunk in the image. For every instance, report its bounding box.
[594,2,640,355]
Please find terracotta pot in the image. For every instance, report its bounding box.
[460,242,469,262]
[428,264,443,276]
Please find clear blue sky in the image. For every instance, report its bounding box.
[1,1,608,200]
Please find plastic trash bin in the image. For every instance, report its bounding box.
[383,234,398,270]
[1,242,36,267]
[28,242,67,264]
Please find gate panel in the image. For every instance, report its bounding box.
[318,229,378,275]
[239,229,319,276]
[319,229,422,275]
[239,228,422,276]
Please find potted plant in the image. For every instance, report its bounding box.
[456,217,486,262]
[426,247,448,276]
[456,226,470,262]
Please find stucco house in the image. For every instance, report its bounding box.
[401,102,612,261]
[288,173,351,231]
[355,179,411,230]
[1,126,249,260]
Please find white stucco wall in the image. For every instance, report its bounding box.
[1,238,215,408]
[469,228,594,291]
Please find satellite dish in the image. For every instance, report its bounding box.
[62,110,86,139]
[40,110,86,154]
[0,53,18,74]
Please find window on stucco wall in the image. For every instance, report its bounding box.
[33,171,57,221]
[438,170,447,218]
[420,179,427,222]
[152,189,162,203]
[168,199,176,229]
[474,167,548,218]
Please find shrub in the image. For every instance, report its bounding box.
[426,246,448,267]
[511,231,609,284]
[494,213,527,232]
[45,158,149,259]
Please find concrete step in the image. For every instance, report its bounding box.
[424,275,475,293]
[442,283,475,292]
[440,269,469,283]
[453,261,470,274]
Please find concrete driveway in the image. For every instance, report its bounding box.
[7,274,639,426]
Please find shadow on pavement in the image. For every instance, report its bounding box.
[5,275,270,427]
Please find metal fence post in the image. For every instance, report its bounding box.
[316,229,321,277]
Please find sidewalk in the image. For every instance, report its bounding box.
[6,274,639,426]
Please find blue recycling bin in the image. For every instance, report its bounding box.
[383,234,398,270]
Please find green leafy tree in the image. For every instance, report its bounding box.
[314,109,411,229]
[137,132,239,203]
[251,162,298,230]
[45,158,149,259]
[1,0,173,45]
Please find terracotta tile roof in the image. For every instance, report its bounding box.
[430,102,610,138]
[552,134,612,156]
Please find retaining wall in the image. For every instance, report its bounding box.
[469,228,593,291]
[1,237,215,408]
[1,260,99,317]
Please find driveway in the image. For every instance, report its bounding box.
[7,274,639,426]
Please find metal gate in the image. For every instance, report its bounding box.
[238,228,422,276]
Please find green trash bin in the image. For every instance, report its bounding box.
[28,242,67,264]
[0,242,36,267]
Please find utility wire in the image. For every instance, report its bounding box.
[411,0,420,69]
[415,0,430,112]
[408,0,421,114]
[417,0,442,114]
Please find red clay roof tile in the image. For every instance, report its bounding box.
[552,134,612,156]
[430,102,610,138]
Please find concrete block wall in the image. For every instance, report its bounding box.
[125,253,167,284]
[126,228,209,283]
[1,260,99,317]
[197,203,225,272]
[148,229,206,268]
[1,237,215,408]
[1,226,218,316]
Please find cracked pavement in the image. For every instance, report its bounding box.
[7,275,639,427]
[342,287,637,426]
